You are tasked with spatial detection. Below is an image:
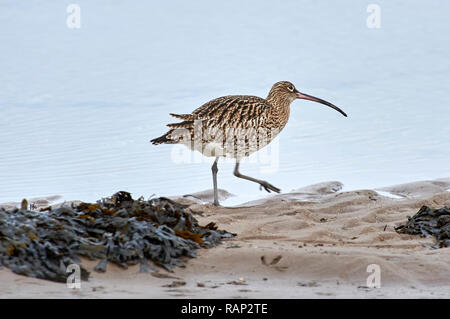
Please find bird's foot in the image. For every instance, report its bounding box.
[259,181,281,193]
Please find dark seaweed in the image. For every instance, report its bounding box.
[395,205,450,248]
[0,192,233,282]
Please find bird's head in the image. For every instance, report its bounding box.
[267,81,347,117]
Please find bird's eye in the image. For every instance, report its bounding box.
[288,86,294,92]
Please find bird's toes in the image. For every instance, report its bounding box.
[270,185,281,193]
[259,181,281,194]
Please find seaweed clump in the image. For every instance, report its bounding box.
[395,205,450,248]
[0,191,233,282]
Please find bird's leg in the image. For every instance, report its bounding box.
[211,157,220,206]
[233,161,281,193]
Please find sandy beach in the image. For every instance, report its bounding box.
[2,0,450,301]
[1,178,449,298]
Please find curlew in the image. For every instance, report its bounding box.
[151,81,347,206]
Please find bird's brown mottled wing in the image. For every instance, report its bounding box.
[190,95,270,129]
[153,95,272,153]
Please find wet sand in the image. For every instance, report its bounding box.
[1,178,450,298]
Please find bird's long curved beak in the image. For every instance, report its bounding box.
[296,91,347,117]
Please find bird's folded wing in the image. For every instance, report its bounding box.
[186,95,270,129]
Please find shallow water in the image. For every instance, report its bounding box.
[1,1,449,204]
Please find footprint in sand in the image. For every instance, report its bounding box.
[260,255,288,271]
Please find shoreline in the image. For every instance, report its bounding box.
[1,178,450,298]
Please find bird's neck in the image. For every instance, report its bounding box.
[266,96,292,129]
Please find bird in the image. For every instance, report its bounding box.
[151,81,347,206]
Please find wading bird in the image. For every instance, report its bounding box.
[151,81,347,206]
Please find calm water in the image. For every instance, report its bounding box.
[1,1,449,204]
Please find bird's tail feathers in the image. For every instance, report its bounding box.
[170,113,192,120]
[150,131,176,145]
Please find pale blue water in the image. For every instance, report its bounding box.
[0,0,449,204]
